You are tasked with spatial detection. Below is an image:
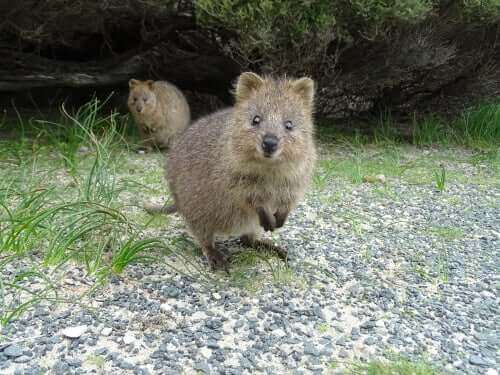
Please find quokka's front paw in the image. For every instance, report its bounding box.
[257,207,276,232]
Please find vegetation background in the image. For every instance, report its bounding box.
[0,0,499,125]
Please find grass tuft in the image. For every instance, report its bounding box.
[349,357,441,375]
[0,98,205,326]
[433,164,446,192]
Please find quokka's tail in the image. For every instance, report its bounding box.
[144,202,177,215]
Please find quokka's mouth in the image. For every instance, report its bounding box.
[260,149,281,160]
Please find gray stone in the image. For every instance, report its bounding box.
[135,367,151,375]
[303,343,320,357]
[338,349,349,358]
[13,355,31,364]
[119,360,134,370]
[194,361,210,373]
[94,347,108,356]
[364,336,376,345]
[360,320,376,330]
[3,345,23,358]
[469,355,493,367]
[335,337,347,346]
[67,357,82,367]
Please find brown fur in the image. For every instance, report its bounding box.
[128,79,190,149]
[165,72,317,270]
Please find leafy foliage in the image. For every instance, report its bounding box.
[195,0,500,73]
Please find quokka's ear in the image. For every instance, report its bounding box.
[129,79,140,88]
[234,72,264,103]
[291,77,315,108]
[145,80,154,88]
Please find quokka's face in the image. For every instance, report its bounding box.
[128,80,157,116]
[231,73,315,164]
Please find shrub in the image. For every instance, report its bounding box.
[195,0,500,73]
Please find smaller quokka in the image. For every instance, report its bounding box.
[128,79,190,150]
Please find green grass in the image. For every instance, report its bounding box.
[319,101,500,150]
[412,102,500,149]
[428,226,464,241]
[0,98,214,327]
[349,358,441,375]
[433,164,446,192]
[228,247,301,292]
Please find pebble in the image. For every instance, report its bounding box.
[123,332,135,345]
[101,327,112,336]
[364,336,376,345]
[469,355,493,367]
[13,355,31,363]
[303,343,320,357]
[3,345,23,358]
[62,325,87,338]
[338,349,349,358]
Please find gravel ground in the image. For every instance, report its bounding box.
[0,147,499,374]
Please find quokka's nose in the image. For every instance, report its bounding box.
[262,134,279,155]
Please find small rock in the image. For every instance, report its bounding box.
[119,360,134,370]
[364,336,376,346]
[338,349,349,358]
[123,333,135,345]
[469,355,493,367]
[303,343,320,357]
[212,293,222,300]
[206,339,219,349]
[13,355,31,363]
[360,320,376,330]
[273,329,286,338]
[160,303,172,312]
[94,348,108,356]
[62,325,87,339]
[3,345,23,358]
[77,146,90,154]
[335,337,347,346]
[101,327,112,336]
[200,347,211,359]
[66,357,82,367]
[194,361,211,373]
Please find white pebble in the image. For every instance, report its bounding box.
[160,303,172,312]
[212,293,221,300]
[62,325,87,339]
[200,347,211,359]
[123,332,135,345]
[101,327,112,336]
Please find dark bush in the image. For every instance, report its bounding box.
[0,0,499,120]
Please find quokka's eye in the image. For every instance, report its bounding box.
[284,120,294,130]
[252,115,261,127]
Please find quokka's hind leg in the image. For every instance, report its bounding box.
[240,233,288,261]
[198,236,229,272]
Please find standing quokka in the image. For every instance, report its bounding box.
[164,72,316,270]
[128,79,190,150]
